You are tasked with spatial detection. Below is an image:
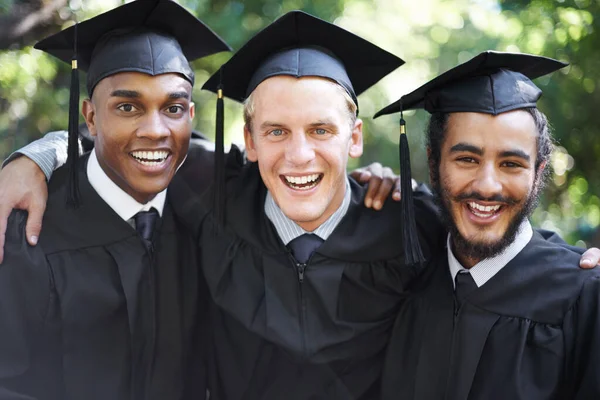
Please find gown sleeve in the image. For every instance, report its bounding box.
[0,212,56,399]
[563,274,600,398]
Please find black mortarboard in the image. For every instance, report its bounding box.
[201,10,404,229]
[373,51,567,266]
[34,0,231,207]
[374,51,567,117]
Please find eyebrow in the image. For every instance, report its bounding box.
[109,90,190,100]
[449,143,483,155]
[168,91,190,100]
[259,121,286,130]
[499,149,531,162]
[450,142,531,161]
[308,120,335,127]
[110,90,139,98]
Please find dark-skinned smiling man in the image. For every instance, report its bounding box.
[0,0,231,399]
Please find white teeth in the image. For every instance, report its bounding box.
[468,202,501,213]
[284,174,320,185]
[283,174,321,190]
[131,150,169,163]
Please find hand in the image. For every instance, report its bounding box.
[0,156,48,263]
[580,247,600,269]
[350,162,401,210]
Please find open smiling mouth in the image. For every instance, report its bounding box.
[282,174,323,190]
[467,201,503,219]
[130,150,170,166]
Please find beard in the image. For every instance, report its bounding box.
[432,172,541,262]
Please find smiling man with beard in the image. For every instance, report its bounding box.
[377,51,600,399]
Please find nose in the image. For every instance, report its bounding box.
[471,162,503,198]
[285,131,315,166]
[136,110,170,140]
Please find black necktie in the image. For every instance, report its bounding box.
[454,271,477,308]
[287,234,324,264]
[134,208,159,250]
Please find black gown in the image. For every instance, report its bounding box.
[0,154,208,400]
[381,231,600,400]
[169,150,445,400]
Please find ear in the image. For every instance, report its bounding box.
[244,125,258,162]
[348,118,363,158]
[189,102,195,120]
[534,160,547,184]
[82,99,97,137]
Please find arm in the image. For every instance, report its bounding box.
[349,162,402,210]
[0,129,218,262]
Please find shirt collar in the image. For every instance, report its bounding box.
[265,178,352,245]
[87,149,166,222]
[447,220,533,288]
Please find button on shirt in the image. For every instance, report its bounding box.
[265,179,351,244]
[448,220,534,288]
[87,149,166,223]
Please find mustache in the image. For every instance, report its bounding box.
[453,191,519,205]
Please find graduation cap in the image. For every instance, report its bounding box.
[201,10,404,229]
[34,0,231,207]
[373,51,568,265]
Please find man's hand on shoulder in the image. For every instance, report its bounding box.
[0,156,48,263]
[581,247,600,269]
[350,162,401,210]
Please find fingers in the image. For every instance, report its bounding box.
[580,247,600,269]
[370,171,394,210]
[362,163,383,209]
[392,175,401,201]
[0,205,8,264]
[25,197,47,246]
[349,167,370,183]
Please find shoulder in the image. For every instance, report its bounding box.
[323,179,445,262]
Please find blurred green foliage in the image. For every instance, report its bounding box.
[0,0,598,245]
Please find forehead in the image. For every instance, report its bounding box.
[94,71,192,96]
[445,110,538,153]
[251,75,350,119]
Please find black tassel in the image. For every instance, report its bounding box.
[399,114,425,266]
[66,21,80,208]
[213,81,225,227]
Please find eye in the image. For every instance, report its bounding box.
[314,128,327,135]
[501,161,522,168]
[270,128,284,137]
[166,105,184,114]
[456,157,477,164]
[117,103,137,113]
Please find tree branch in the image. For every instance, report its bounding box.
[0,0,69,50]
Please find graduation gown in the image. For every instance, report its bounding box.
[0,154,208,400]
[381,231,600,400]
[170,151,445,400]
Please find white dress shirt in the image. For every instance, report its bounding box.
[448,220,534,288]
[87,149,166,222]
[265,179,352,245]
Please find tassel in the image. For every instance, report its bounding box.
[66,21,81,208]
[399,110,425,266]
[213,80,225,227]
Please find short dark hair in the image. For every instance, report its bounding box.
[427,107,554,184]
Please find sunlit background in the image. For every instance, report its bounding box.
[0,0,598,246]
